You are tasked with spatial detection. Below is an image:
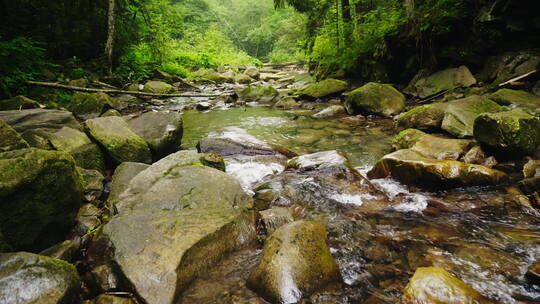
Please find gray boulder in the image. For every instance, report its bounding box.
[409,66,477,98]
[345,82,405,117]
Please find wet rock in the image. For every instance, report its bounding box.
[90,264,120,293]
[84,117,152,165]
[196,102,211,111]
[193,69,231,83]
[409,66,477,98]
[395,103,447,131]
[441,95,504,138]
[368,149,508,188]
[313,105,346,118]
[0,120,29,152]
[74,203,101,236]
[0,252,80,304]
[197,126,281,156]
[247,221,341,304]
[0,109,81,132]
[0,148,84,250]
[244,66,260,79]
[517,176,540,195]
[101,109,121,117]
[393,129,473,160]
[92,294,137,304]
[299,78,348,99]
[526,261,540,284]
[108,162,150,203]
[68,92,117,119]
[79,167,104,202]
[88,150,256,304]
[488,88,540,115]
[474,109,540,156]
[259,207,294,235]
[453,244,521,279]
[345,82,405,117]
[0,95,41,111]
[274,97,301,109]
[401,267,494,303]
[238,86,279,103]
[287,150,348,170]
[523,158,540,178]
[39,240,79,262]
[124,111,183,160]
[462,146,497,168]
[142,80,174,94]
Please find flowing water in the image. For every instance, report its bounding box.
[149,96,540,303]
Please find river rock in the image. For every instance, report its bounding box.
[0,95,41,111]
[345,82,405,117]
[0,109,81,132]
[488,88,540,115]
[142,80,174,94]
[68,92,117,119]
[393,129,473,160]
[395,103,447,131]
[0,252,80,304]
[441,95,504,138]
[238,86,279,103]
[92,294,137,304]
[401,267,494,303]
[39,240,79,262]
[101,109,121,117]
[0,120,29,152]
[462,145,497,168]
[474,109,540,156]
[274,97,301,109]
[313,105,347,118]
[0,148,84,250]
[526,261,540,284]
[367,149,508,188]
[124,111,183,160]
[259,207,294,235]
[79,167,105,202]
[410,66,477,98]
[108,162,150,203]
[244,66,260,79]
[197,126,281,156]
[84,117,152,165]
[234,74,253,84]
[88,150,256,304]
[247,220,341,304]
[299,78,348,99]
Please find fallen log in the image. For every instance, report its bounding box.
[499,70,537,87]
[26,81,224,98]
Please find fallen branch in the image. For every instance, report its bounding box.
[27,81,224,98]
[499,70,537,87]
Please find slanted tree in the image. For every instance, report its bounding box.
[105,0,116,75]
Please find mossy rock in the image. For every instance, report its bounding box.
[101,109,121,117]
[234,74,253,84]
[393,129,473,160]
[411,66,477,98]
[474,109,540,157]
[274,97,301,109]
[395,103,447,131]
[0,120,29,152]
[0,148,84,250]
[345,82,405,117]
[299,78,348,99]
[367,149,508,189]
[39,240,79,262]
[84,117,152,165]
[402,267,494,303]
[142,81,174,94]
[78,167,105,202]
[247,220,341,303]
[238,86,279,103]
[488,88,540,115]
[68,92,116,119]
[0,95,41,111]
[0,252,81,304]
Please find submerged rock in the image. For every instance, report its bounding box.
[0,95,41,111]
[488,88,540,114]
[124,111,183,160]
[142,80,174,94]
[0,148,83,250]
[345,82,405,117]
[84,116,152,165]
[197,126,281,157]
[313,105,347,118]
[0,252,80,304]
[393,129,473,160]
[367,149,508,188]
[238,86,279,103]
[410,66,477,98]
[0,120,29,152]
[401,267,494,303]
[247,221,341,304]
[395,103,447,131]
[474,109,540,156]
[299,78,348,99]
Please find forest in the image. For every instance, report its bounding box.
[2,0,540,304]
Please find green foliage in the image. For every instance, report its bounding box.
[0,36,56,97]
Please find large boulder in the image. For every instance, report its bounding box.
[0,109,81,132]
[367,149,508,188]
[84,117,152,165]
[401,267,494,303]
[299,78,348,99]
[142,81,174,94]
[68,92,117,119]
[108,162,150,203]
[124,112,183,160]
[441,95,504,138]
[488,88,540,115]
[474,109,540,156]
[0,95,41,111]
[88,151,256,304]
[247,221,341,304]
[0,252,80,304]
[0,120,29,152]
[393,129,473,160]
[345,82,405,117]
[0,148,83,250]
[410,66,477,98]
[237,86,279,103]
[395,103,447,131]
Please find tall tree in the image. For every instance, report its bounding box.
[105,0,116,75]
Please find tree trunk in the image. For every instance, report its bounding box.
[341,0,351,44]
[105,0,116,75]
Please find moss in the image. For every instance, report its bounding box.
[68,92,114,117]
[299,78,348,98]
[345,82,405,117]
[0,121,29,152]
